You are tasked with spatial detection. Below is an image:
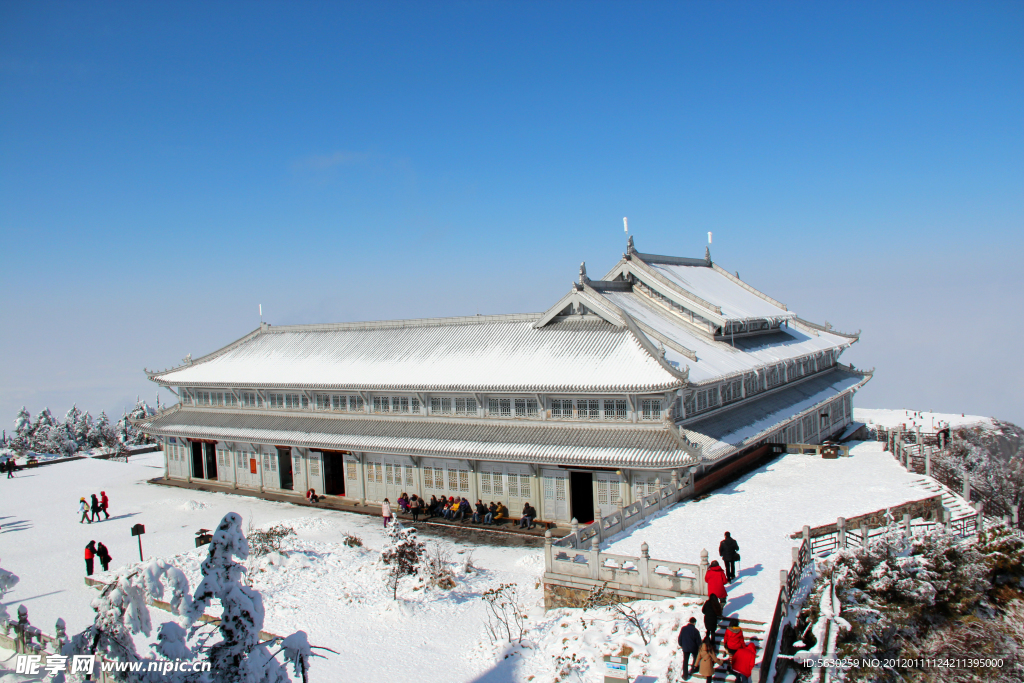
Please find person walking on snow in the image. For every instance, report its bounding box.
[5,458,13,478]
[79,497,92,524]
[90,494,102,522]
[719,531,739,583]
[100,491,110,520]
[705,560,728,601]
[702,593,722,646]
[84,541,96,576]
[96,542,112,572]
[723,618,745,655]
[677,616,702,680]
[730,638,757,683]
[695,634,721,681]
[381,498,393,527]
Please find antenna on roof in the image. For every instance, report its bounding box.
[708,231,712,245]
[259,304,263,324]
[623,217,628,233]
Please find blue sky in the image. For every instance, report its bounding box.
[1,1,1022,427]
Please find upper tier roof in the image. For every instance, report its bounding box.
[147,239,861,393]
[646,261,788,321]
[148,315,684,393]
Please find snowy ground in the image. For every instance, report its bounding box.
[854,408,994,432]
[0,437,948,682]
[602,440,937,624]
[0,453,547,682]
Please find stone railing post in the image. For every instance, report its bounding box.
[903,513,912,538]
[1013,504,1020,528]
[791,546,800,565]
[916,425,922,446]
[654,477,663,510]
[802,525,811,548]
[860,522,870,548]
[963,473,971,502]
[942,507,951,533]
[925,447,932,477]
[975,502,985,533]
[638,542,651,589]
[16,605,28,654]
[837,517,847,549]
[590,536,601,580]
[670,470,679,501]
[544,530,553,573]
[570,518,579,549]
[594,508,604,543]
[699,548,709,595]
[780,569,790,616]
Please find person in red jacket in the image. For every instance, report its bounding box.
[705,560,728,601]
[84,541,96,576]
[723,618,745,654]
[100,491,110,520]
[730,638,757,683]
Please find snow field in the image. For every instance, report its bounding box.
[603,440,939,624]
[0,453,548,682]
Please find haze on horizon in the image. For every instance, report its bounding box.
[1,1,1021,428]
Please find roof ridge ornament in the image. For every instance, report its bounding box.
[579,261,589,285]
[627,235,636,256]
[182,354,192,366]
[705,246,711,265]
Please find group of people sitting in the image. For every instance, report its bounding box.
[391,493,539,528]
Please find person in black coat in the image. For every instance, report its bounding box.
[96,542,112,572]
[677,616,702,679]
[719,531,739,583]
[90,494,102,523]
[702,593,723,647]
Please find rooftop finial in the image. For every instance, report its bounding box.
[627,235,635,254]
[705,246,711,264]
[579,261,589,284]
[182,353,192,365]
[658,342,666,359]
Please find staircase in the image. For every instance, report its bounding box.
[910,476,976,520]
[707,616,767,682]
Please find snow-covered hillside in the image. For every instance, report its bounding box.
[855,407,994,431]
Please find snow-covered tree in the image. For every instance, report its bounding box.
[380,521,425,600]
[13,406,31,439]
[0,561,19,627]
[59,513,323,683]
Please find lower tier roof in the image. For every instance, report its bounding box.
[137,407,697,470]
[682,367,871,461]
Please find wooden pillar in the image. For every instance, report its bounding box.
[357,453,367,506]
[231,444,238,489]
[837,517,847,548]
[925,447,932,477]
[963,473,971,502]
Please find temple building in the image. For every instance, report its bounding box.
[137,238,870,524]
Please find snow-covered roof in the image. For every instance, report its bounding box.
[598,289,851,383]
[646,262,789,321]
[682,367,870,461]
[138,407,698,469]
[149,315,683,393]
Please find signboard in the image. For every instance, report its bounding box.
[603,655,628,683]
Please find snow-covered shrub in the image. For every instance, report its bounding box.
[423,541,457,590]
[380,521,425,599]
[481,583,526,644]
[248,524,296,558]
[794,527,1024,683]
[342,533,362,548]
